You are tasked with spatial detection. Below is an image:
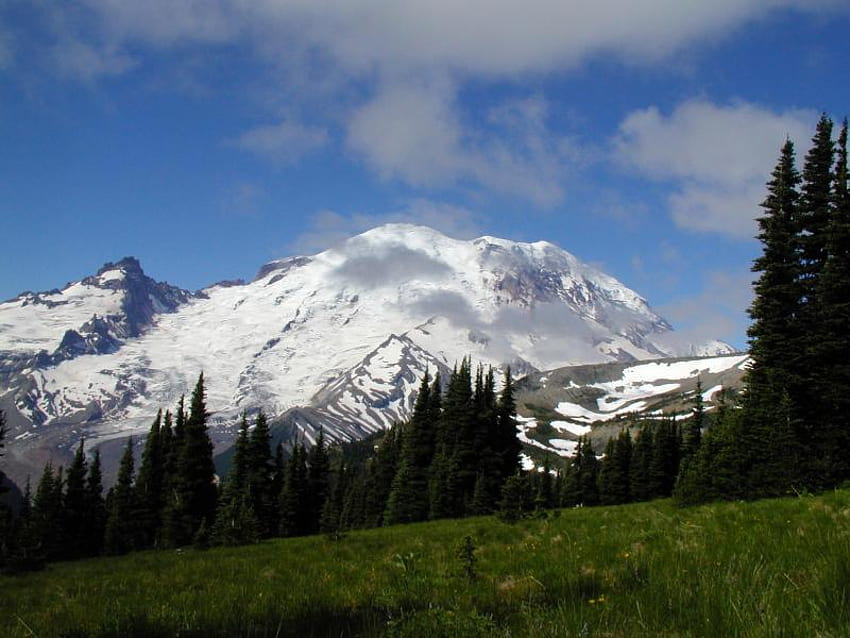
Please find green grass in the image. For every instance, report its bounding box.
[5,491,850,637]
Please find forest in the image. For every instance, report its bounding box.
[1,115,849,572]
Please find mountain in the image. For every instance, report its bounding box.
[513,353,749,463]
[0,224,734,483]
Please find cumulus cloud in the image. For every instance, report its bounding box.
[71,1,840,77]
[331,244,452,289]
[231,119,328,163]
[220,182,267,218]
[408,290,478,325]
[291,201,482,255]
[50,39,137,81]
[11,1,842,202]
[655,269,753,350]
[614,100,816,237]
[347,83,571,203]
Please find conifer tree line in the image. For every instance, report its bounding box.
[1,361,524,569]
[675,115,850,503]
[495,380,711,521]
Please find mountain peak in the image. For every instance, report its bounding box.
[0,223,733,484]
[96,256,142,276]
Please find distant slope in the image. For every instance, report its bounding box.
[514,353,749,458]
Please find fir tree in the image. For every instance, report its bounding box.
[799,115,835,312]
[385,371,436,525]
[496,368,522,482]
[795,116,836,484]
[104,439,136,555]
[320,457,348,535]
[32,463,64,561]
[307,429,330,534]
[163,374,217,546]
[629,423,653,502]
[362,426,401,527]
[682,380,705,462]
[84,448,106,556]
[0,410,6,498]
[497,473,529,523]
[743,137,807,496]
[647,419,680,499]
[246,412,276,537]
[599,429,632,505]
[0,412,10,569]
[813,118,850,485]
[134,410,165,549]
[63,440,88,559]
[570,436,600,507]
[278,442,309,537]
[534,455,555,511]
[212,415,259,546]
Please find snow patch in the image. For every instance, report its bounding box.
[550,420,591,436]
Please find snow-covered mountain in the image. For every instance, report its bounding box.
[0,224,734,481]
[513,353,749,461]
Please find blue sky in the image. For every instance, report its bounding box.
[2,1,849,350]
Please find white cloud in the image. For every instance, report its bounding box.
[50,39,137,81]
[291,201,483,255]
[657,269,754,350]
[614,100,816,237]
[231,119,328,163]
[61,1,844,79]
[347,83,570,204]
[221,182,266,218]
[10,1,843,202]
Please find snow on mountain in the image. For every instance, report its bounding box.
[513,353,749,458]
[0,224,735,479]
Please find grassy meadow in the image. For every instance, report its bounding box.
[4,491,850,637]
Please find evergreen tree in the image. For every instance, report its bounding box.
[212,415,259,546]
[441,359,476,515]
[363,427,401,527]
[32,462,64,561]
[748,139,803,382]
[795,115,836,484]
[569,436,600,507]
[278,442,309,537]
[743,137,807,496]
[163,374,217,546]
[675,409,748,505]
[647,419,680,499]
[0,410,6,498]
[534,455,555,511]
[682,380,704,462]
[246,412,276,537]
[497,473,529,523]
[0,411,11,569]
[629,423,653,502]
[134,411,165,549]
[599,429,632,505]
[307,429,330,534]
[385,371,437,525]
[813,118,850,485]
[63,440,88,559]
[320,457,348,535]
[104,439,136,555]
[799,115,835,313]
[84,448,106,556]
[496,368,522,482]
